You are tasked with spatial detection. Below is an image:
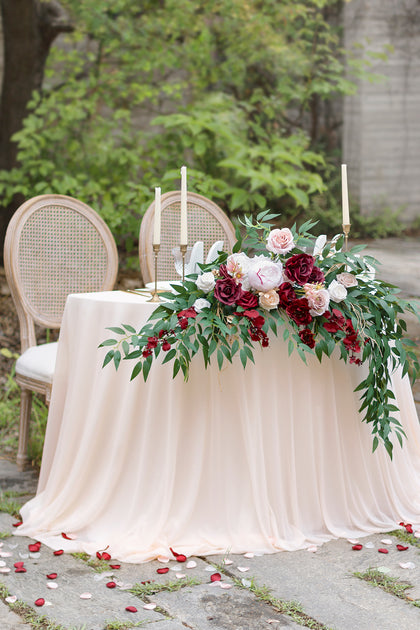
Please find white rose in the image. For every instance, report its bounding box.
[266,228,294,255]
[259,289,280,311]
[248,257,283,292]
[193,298,211,313]
[328,279,347,303]
[195,271,216,293]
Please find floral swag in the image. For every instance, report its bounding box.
[101,212,420,459]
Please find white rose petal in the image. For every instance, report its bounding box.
[80,592,92,599]
[5,596,17,604]
[186,560,197,569]
[193,298,211,313]
[143,603,157,610]
[399,562,416,569]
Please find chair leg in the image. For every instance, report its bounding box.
[17,388,32,472]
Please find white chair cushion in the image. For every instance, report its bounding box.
[16,342,58,384]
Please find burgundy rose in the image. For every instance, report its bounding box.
[286,298,312,326]
[323,308,345,333]
[237,291,259,309]
[277,282,297,308]
[307,265,325,284]
[214,277,243,305]
[177,307,197,320]
[298,328,316,349]
[284,253,314,285]
[218,263,230,279]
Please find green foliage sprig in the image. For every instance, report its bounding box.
[100,212,420,459]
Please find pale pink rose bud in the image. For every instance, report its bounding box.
[304,285,330,316]
[259,289,280,311]
[336,272,358,288]
[266,228,295,255]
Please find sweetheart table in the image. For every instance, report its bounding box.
[16,291,420,562]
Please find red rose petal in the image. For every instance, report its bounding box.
[96,551,112,561]
[61,532,73,540]
[106,581,117,589]
[28,542,41,552]
[12,521,23,528]
[378,548,389,554]
[210,572,221,582]
[125,606,137,613]
[406,525,413,534]
[170,547,180,558]
[15,568,27,573]
[14,562,25,569]
[47,573,58,579]
[176,554,187,563]
[396,544,409,551]
[157,567,169,574]
[352,544,363,550]
[110,564,121,569]
[54,549,64,556]
[34,598,45,607]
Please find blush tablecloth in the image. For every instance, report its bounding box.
[16,291,420,562]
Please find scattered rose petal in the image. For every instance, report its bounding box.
[220,582,233,589]
[61,532,75,540]
[12,521,23,527]
[307,545,318,553]
[157,567,169,574]
[0,561,6,567]
[176,573,186,579]
[0,552,12,558]
[414,530,420,538]
[204,566,215,572]
[352,544,363,551]
[176,554,187,562]
[46,582,58,589]
[223,559,233,566]
[210,572,221,582]
[19,553,29,559]
[47,573,58,580]
[396,544,409,551]
[381,538,392,545]
[96,551,111,561]
[377,566,391,574]
[170,547,182,558]
[80,592,92,599]
[0,567,11,573]
[5,596,17,604]
[143,603,157,610]
[28,542,41,552]
[347,538,360,545]
[125,606,137,613]
[399,562,416,569]
[378,548,389,554]
[54,550,64,556]
[365,542,375,549]
[399,522,414,534]
[169,564,182,571]
[29,553,41,559]
[242,579,252,587]
[237,567,250,572]
[44,601,53,607]
[106,581,117,588]
[244,552,254,558]
[34,598,45,607]
[209,580,221,587]
[157,556,170,563]
[186,560,197,569]
[110,564,121,569]
[14,562,25,569]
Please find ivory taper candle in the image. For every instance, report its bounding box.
[180,165,188,246]
[341,164,350,225]
[153,186,161,245]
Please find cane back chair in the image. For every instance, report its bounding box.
[4,194,119,470]
[139,191,236,284]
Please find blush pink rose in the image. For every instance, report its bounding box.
[248,257,283,291]
[259,289,280,311]
[266,228,295,255]
[303,284,330,317]
[336,272,358,288]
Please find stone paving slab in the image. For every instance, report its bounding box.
[212,533,420,630]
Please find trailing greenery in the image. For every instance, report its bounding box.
[101,211,420,458]
[0,0,388,257]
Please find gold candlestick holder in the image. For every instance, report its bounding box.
[180,243,188,283]
[342,223,351,252]
[148,243,162,302]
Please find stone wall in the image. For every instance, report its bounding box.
[343,0,420,221]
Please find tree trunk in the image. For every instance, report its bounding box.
[0,0,73,260]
